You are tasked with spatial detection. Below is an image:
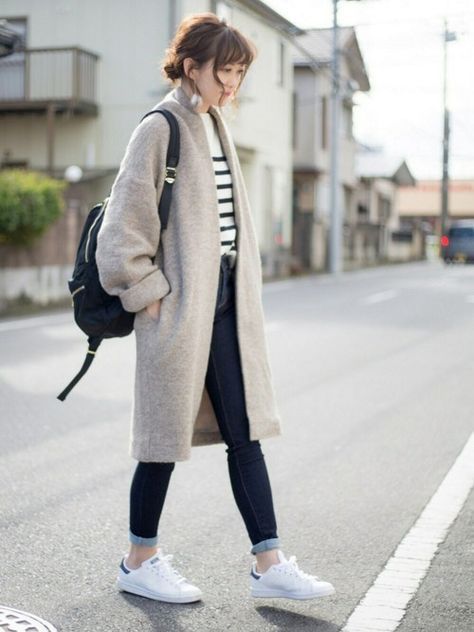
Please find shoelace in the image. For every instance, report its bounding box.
[150,553,187,584]
[286,555,320,582]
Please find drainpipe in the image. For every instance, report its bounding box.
[46,102,56,176]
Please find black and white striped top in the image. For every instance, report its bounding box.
[199,112,237,257]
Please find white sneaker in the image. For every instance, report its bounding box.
[250,550,335,600]
[117,548,202,603]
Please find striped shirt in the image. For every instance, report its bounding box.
[199,112,237,257]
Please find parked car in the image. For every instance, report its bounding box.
[441,220,474,263]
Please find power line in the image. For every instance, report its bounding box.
[306,10,474,30]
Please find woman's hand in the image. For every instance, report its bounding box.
[145,299,162,320]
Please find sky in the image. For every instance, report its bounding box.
[265,0,474,181]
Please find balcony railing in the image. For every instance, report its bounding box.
[0,46,99,114]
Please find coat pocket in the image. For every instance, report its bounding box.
[135,301,164,328]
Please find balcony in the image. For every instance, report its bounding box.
[0,46,99,115]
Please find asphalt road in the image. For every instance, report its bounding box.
[0,260,472,632]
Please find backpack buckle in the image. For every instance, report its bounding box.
[165,166,176,184]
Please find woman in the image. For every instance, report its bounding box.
[96,13,335,604]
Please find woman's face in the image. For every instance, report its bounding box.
[185,58,246,111]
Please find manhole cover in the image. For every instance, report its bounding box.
[0,606,58,631]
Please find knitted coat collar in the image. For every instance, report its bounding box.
[160,84,236,183]
[171,84,221,120]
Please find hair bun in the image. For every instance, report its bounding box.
[163,61,181,80]
[160,12,256,94]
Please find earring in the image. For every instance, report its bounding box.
[190,92,202,108]
[190,81,203,109]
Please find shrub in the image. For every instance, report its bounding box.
[0,169,66,245]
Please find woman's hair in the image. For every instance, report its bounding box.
[161,12,257,108]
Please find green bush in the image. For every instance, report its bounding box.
[0,169,66,245]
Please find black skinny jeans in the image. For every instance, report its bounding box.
[129,254,280,555]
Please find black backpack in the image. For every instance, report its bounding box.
[57,108,180,401]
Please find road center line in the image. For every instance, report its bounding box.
[342,432,474,632]
[363,290,398,305]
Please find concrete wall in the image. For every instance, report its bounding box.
[0,194,88,310]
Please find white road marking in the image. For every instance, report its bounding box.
[363,290,398,305]
[342,432,474,632]
[0,313,71,333]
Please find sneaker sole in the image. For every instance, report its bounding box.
[251,585,335,600]
[117,579,202,604]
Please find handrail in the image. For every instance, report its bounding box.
[0,46,99,104]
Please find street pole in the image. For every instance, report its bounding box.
[440,20,456,241]
[329,0,341,274]
[328,0,361,274]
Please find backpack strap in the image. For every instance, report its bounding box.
[57,110,180,403]
[140,108,180,231]
[57,337,102,401]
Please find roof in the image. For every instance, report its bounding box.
[292,27,370,92]
[356,148,416,186]
[237,0,304,36]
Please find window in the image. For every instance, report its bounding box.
[343,186,352,221]
[321,96,328,149]
[377,194,391,221]
[0,18,27,100]
[448,227,474,238]
[342,102,353,139]
[278,41,285,87]
[292,91,297,148]
[391,230,413,243]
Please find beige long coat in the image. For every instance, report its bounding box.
[96,85,282,462]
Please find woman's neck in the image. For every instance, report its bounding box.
[180,79,210,113]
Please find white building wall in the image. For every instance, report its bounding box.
[293,69,316,169]
[0,0,172,169]
[0,0,295,296]
[210,1,294,267]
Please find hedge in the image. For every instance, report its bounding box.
[0,169,66,245]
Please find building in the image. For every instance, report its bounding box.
[0,0,300,309]
[291,26,370,272]
[398,179,474,233]
[355,145,418,264]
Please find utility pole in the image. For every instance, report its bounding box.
[440,20,457,241]
[329,0,361,274]
[329,0,341,274]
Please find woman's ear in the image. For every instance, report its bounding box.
[183,57,194,81]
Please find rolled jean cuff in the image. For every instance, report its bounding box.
[250,537,281,555]
[129,529,158,547]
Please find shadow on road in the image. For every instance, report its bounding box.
[254,604,340,631]
[120,591,203,630]
[113,593,341,632]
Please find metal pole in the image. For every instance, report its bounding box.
[440,19,451,240]
[169,0,180,39]
[329,0,341,273]
[47,102,56,176]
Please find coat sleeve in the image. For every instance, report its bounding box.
[96,112,172,313]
